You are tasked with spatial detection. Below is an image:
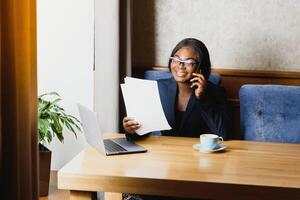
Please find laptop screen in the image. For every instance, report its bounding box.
[77,104,106,153]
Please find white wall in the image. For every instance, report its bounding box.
[94,0,120,133]
[37,0,94,170]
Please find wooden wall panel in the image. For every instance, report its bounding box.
[212,69,300,99]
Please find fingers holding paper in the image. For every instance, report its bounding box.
[123,117,141,134]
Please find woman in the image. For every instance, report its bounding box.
[123,38,231,140]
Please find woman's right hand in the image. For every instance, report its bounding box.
[122,117,141,134]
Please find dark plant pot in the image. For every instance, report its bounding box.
[39,144,52,197]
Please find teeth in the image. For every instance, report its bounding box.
[176,72,186,77]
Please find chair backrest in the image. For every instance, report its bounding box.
[144,70,222,85]
[239,84,300,143]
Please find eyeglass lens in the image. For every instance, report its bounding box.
[170,57,197,68]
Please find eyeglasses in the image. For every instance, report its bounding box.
[169,57,199,69]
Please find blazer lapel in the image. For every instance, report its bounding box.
[166,78,177,128]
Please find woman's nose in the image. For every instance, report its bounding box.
[178,62,186,69]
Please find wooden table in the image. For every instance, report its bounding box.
[58,133,300,200]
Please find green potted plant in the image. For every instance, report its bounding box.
[38,92,81,196]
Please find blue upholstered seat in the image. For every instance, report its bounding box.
[239,84,300,143]
[144,70,221,85]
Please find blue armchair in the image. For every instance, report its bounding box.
[144,70,221,85]
[239,84,300,143]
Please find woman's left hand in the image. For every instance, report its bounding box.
[190,73,207,99]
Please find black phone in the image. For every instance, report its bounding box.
[195,63,201,74]
[189,63,202,89]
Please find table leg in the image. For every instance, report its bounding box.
[104,192,122,200]
[70,190,96,200]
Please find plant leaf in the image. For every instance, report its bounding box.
[38,92,81,144]
[50,113,63,134]
[39,92,60,99]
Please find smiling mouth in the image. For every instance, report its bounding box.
[176,72,187,77]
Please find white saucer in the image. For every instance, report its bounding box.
[193,143,227,153]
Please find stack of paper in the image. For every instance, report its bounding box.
[121,77,171,135]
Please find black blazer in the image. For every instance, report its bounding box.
[157,77,231,139]
[126,77,231,140]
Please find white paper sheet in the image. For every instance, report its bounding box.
[121,77,171,135]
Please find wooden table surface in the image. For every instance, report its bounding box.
[58,133,300,200]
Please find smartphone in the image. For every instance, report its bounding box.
[195,63,201,74]
[189,63,202,88]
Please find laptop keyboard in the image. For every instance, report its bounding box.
[104,139,127,152]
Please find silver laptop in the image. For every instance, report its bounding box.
[78,104,147,155]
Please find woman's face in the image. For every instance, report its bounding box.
[170,47,199,83]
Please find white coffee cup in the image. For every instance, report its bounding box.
[200,134,223,150]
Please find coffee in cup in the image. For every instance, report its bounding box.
[200,134,223,150]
